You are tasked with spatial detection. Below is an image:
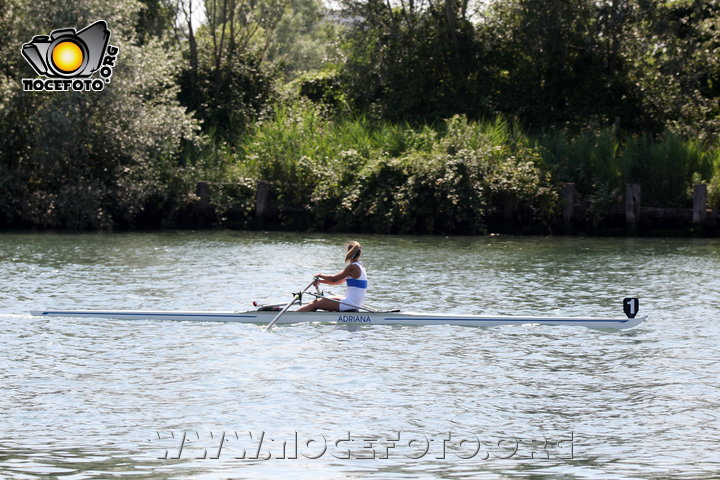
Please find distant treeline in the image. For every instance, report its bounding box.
[0,0,718,232]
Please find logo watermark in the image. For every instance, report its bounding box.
[152,430,575,461]
[21,20,119,91]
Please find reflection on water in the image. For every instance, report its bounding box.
[1,232,719,479]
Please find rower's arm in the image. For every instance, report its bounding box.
[316,264,360,285]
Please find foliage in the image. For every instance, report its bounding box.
[340,0,488,121]
[621,134,712,207]
[265,0,344,78]
[239,104,557,233]
[535,128,718,212]
[624,0,720,139]
[238,100,408,205]
[478,0,645,131]
[0,0,199,228]
[173,0,287,142]
[134,0,175,45]
[1,0,720,233]
[323,116,557,234]
[709,162,720,211]
[294,66,349,112]
[338,0,719,139]
[178,51,276,143]
[314,143,555,235]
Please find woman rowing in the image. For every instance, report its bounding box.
[298,241,368,312]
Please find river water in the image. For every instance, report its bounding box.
[0,231,718,479]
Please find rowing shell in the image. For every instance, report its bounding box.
[29,309,645,329]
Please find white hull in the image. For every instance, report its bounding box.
[30,309,645,329]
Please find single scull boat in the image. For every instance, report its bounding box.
[30,298,644,329]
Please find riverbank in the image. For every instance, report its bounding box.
[3,112,719,235]
[182,180,720,237]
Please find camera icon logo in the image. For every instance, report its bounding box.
[21,20,120,92]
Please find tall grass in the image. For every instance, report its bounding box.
[225,105,557,232]
[706,145,720,209]
[534,129,718,208]
[235,101,412,191]
[234,104,541,191]
[192,99,720,231]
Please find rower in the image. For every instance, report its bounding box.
[297,241,368,312]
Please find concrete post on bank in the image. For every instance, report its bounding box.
[693,184,707,225]
[562,183,575,228]
[255,180,270,219]
[626,183,641,230]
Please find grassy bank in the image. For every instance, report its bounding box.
[224,103,557,234]
[4,99,718,233]
[195,101,720,234]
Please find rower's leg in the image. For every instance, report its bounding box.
[297,301,317,312]
[297,297,341,312]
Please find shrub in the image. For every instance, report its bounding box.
[309,115,557,234]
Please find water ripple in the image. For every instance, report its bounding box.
[1,233,719,479]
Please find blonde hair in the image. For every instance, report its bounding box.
[345,241,362,263]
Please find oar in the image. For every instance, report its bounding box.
[265,279,316,332]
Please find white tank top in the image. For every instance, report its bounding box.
[340,262,367,311]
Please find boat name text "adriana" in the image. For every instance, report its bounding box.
[337,314,371,323]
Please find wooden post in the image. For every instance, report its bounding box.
[502,193,515,232]
[562,183,575,227]
[192,181,213,226]
[626,183,641,230]
[693,184,707,225]
[256,180,269,218]
[196,181,210,210]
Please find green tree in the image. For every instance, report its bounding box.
[265,0,344,78]
[479,0,645,131]
[174,0,287,141]
[0,0,198,228]
[624,0,720,139]
[135,0,176,45]
[340,0,488,121]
